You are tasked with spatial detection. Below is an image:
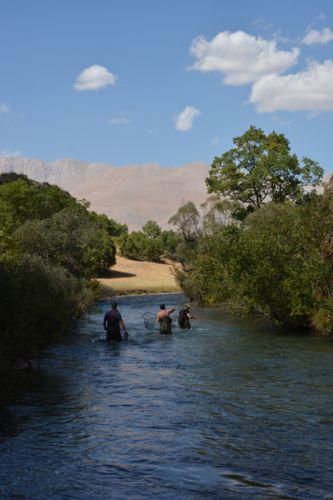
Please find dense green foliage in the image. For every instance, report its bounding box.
[168,202,200,241]
[118,220,180,262]
[172,127,333,335]
[206,126,323,219]
[174,194,333,333]
[0,173,119,389]
[0,257,97,370]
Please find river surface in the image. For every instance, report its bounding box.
[1,293,333,499]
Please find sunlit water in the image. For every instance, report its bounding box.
[1,293,333,499]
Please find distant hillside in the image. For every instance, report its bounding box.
[0,157,210,230]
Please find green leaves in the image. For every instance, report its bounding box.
[0,174,117,277]
[171,126,331,333]
[142,220,162,239]
[119,230,163,262]
[168,201,200,242]
[0,173,121,383]
[119,219,181,262]
[206,126,323,214]
[181,197,333,330]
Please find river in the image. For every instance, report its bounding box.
[0,293,332,499]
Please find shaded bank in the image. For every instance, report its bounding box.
[0,173,120,399]
[0,257,99,401]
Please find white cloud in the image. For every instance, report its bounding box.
[107,117,130,125]
[175,106,201,131]
[190,30,299,85]
[0,103,10,113]
[250,60,333,112]
[302,27,333,45]
[74,65,117,91]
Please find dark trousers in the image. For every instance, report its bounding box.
[106,328,122,342]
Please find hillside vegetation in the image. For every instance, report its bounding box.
[0,173,124,393]
[169,126,333,335]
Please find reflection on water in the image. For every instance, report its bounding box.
[0,293,332,499]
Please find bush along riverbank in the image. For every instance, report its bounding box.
[0,173,126,398]
[169,127,333,336]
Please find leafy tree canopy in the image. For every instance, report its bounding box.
[168,201,200,241]
[118,230,162,262]
[142,220,162,239]
[206,126,323,217]
[0,174,78,235]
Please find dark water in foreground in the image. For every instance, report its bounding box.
[1,293,333,499]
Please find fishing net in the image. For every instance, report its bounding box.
[143,312,156,331]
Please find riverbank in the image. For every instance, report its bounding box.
[97,256,181,296]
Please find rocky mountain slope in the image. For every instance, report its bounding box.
[0,157,210,230]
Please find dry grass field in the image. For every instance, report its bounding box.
[98,256,181,296]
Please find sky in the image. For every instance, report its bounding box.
[1,0,333,173]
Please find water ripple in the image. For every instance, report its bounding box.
[1,294,332,499]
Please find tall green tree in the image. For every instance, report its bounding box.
[168,201,200,241]
[206,126,323,217]
[142,220,162,239]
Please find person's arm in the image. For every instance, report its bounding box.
[188,312,198,320]
[167,308,176,316]
[103,313,108,330]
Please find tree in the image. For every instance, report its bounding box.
[0,173,122,390]
[118,231,162,262]
[206,126,323,217]
[201,195,239,235]
[142,220,162,239]
[0,255,97,379]
[88,211,128,237]
[233,201,333,327]
[168,201,200,241]
[158,230,181,257]
[13,210,116,277]
[183,196,333,328]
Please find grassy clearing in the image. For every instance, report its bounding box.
[98,256,181,296]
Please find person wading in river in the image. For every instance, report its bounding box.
[178,304,198,329]
[156,304,175,334]
[103,302,128,342]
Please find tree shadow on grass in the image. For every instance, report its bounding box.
[100,269,136,279]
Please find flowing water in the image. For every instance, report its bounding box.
[1,293,333,499]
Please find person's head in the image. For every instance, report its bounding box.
[160,304,165,310]
[184,303,190,311]
[111,302,117,310]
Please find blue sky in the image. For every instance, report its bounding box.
[1,0,333,173]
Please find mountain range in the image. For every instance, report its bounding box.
[0,157,210,230]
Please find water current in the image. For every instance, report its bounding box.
[0,293,333,499]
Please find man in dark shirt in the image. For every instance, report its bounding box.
[103,302,128,342]
[178,304,198,329]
